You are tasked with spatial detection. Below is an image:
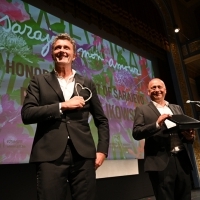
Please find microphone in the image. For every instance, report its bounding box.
[186,100,200,104]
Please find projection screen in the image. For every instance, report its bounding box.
[0,0,155,178]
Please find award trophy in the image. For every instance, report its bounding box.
[75,83,92,102]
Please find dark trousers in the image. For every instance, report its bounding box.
[36,140,96,200]
[148,150,191,200]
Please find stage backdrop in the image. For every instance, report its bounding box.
[0,0,154,177]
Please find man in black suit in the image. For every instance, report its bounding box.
[21,33,109,200]
[132,78,195,200]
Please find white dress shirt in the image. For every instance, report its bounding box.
[152,100,176,129]
[54,69,76,111]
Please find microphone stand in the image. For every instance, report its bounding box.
[186,100,200,107]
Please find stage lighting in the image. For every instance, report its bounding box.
[174,27,180,33]
[174,26,189,40]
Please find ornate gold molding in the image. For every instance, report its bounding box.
[153,0,200,178]
[153,0,193,116]
[193,135,200,175]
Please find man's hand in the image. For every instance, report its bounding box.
[156,114,171,127]
[181,129,195,140]
[61,96,85,110]
[95,152,106,170]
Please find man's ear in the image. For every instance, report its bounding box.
[72,53,77,62]
[52,54,56,61]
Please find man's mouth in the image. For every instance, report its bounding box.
[153,92,162,97]
[56,52,68,60]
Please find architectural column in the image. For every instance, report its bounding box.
[153,0,200,187]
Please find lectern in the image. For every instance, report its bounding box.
[164,114,200,134]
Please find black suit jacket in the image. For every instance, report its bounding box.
[21,71,109,162]
[132,101,193,172]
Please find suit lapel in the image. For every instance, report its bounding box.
[148,101,161,117]
[168,104,179,114]
[44,71,85,100]
[73,74,84,96]
[148,101,169,129]
[44,71,65,101]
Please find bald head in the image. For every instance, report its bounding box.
[148,78,165,89]
[148,78,166,104]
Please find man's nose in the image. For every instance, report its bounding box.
[59,47,66,52]
[155,86,160,91]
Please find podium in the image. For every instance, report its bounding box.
[164,114,200,134]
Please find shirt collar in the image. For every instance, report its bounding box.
[71,69,76,78]
[151,100,169,107]
[54,69,76,80]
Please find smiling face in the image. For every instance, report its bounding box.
[148,78,166,103]
[52,39,76,66]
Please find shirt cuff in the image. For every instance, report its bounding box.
[59,103,63,114]
[156,122,160,129]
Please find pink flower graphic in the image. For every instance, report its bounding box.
[0,94,33,164]
[0,0,30,22]
[113,69,136,92]
[98,95,141,159]
[127,139,145,159]
[91,34,102,47]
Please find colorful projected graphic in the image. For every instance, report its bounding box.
[0,0,153,164]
